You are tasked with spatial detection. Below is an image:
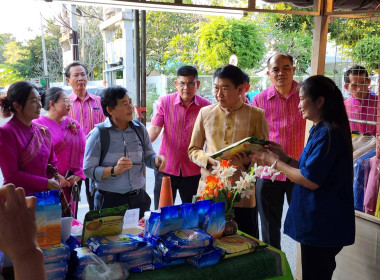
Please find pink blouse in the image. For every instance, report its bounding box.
[34,116,86,180]
[0,117,57,195]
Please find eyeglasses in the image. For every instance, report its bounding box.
[70,73,87,79]
[178,82,196,88]
[60,98,73,105]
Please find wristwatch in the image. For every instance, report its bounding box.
[110,166,116,177]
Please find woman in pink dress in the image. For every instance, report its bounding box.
[34,87,86,217]
[0,81,59,195]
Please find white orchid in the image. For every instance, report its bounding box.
[241,189,254,199]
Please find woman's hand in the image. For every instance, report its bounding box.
[114,157,133,175]
[250,148,278,167]
[66,175,77,186]
[47,178,59,190]
[59,174,71,188]
[155,155,167,171]
[264,141,289,163]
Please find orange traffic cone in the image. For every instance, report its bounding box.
[158,176,173,209]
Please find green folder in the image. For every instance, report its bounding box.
[211,136,268,160]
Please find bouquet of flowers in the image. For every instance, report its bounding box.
[198,160,281,216]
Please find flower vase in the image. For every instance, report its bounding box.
[223,214,238,236]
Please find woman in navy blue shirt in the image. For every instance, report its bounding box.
[251,75,355,280]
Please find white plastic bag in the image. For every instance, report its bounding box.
[83,253,128,280]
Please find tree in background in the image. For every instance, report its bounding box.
[259,3,314,75]
[0,40,26,85]
[146,11,203,75]
[196,16,265,73]
[1,20,63,83]
[352,35,379,73]
[329,18,380,74]
[77,6,104,80]
[0,33,16,65]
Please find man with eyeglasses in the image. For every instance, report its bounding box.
[65,62,105,212]
[148,65,212,209]
[251,53,306,250]
[84,86,166,218]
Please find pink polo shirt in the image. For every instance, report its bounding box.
[252,81,306,159]
[151,92,212,177]
[344,93,377,136]
[68,91,105,136]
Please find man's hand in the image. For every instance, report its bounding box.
[155,155,167,171]
[114,157,133,175]
[207,157,219,168]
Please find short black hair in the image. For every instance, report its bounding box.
[177,65,198,79]
[64,62,89,78]
[242,71,250,84]
[267,53,294,68]
[213,64,245,88]
[43,87,65,111]
[101,86,129,118]
[344,65,369,84]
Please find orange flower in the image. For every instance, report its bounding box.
[220,160,229,168]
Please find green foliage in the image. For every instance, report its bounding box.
[146,11,203,75]
[0,20,63,84]
[257,3,314,75]
[352,35,380,73]
[0,33,16,64]
[329,19,380,50]
[0,66,23,85]
[262,3,314,35]
[271,32,312,74]
[196,17,265,72]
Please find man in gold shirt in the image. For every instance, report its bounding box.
[188,65,269,237]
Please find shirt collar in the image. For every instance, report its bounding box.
[174,92,199,106]
[104,117,140,129]
[104,118,113,128]
[219,99,244,113]
[70,91,93,101]
[309,121,324,136]
[267,81,298,101]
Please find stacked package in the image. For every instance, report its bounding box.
[41,243,70,280]
[140,201,225,270]
[87,233,154,271]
